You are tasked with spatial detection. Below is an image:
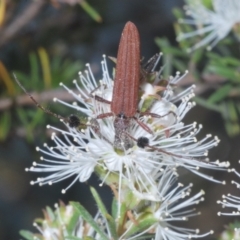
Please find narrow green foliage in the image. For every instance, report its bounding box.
[155,38,173,77]
[191,49,204,64]
[155,37,185,56]
[227,101,238,123]
[29,52,40,86]
[46,206,55,221]
[208,84,232,104]
[155,37,190,76]
[124,212,157,238]
[222,101,240,136]
[90,187,118,240]
[71,202,109,240]
[38,47,52,89]
[79,0,102,23]
[19,230,35,240]
[171,58,186,72]
[67,208,82,235]
[172,8,184,19]
[194,97,222,112]
[208,64,240,82]
[207,52,240,83]
[94,165,120,185]
[17,108,45,142]
[116,202,127,232]
[111,198,118,220]
[10,50,83,142]
[15,50,82,89]
[201,0,212,8]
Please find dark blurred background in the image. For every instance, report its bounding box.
[0,0,239,239]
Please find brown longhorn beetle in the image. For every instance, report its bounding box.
[95,21,145,150]
[94,22,174,151]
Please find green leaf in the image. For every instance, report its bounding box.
[61,60,81,81]
[215,56,240,66]
[116,202,127,230]
[163,54,173,79]
[79,0,102,23]
[67,208,82,234]
[17,108,45,141]
[38,47,52,89]
[51,56,61,70]
[207,84,232,104]
[17,108,28,125]
[12,71,30,90]
[46,206,55,221]
[111,198,118,220]
[90,187,118,240]
[174,14,198,50]
[19,230,35,240]
[155,38,184,56]
[191,49,204,63]
[208,65,240,82]
[221,101,238,122]
[172,8,184,19]
[194,96,222,112]
[202,0,213,8]
[172,58,187,72]
[221,101,240,137]
[228,101,238,122]
[71,202,108,240]
[51,58,82,87]
[90,187,108,214]
[225,121,240,137]
[206,53,240,82]
[124,213,157,238]
[29,108,44,129]
[29,52,40,86]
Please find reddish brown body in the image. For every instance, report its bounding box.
[96,22,153,150]
[111,21,140,117]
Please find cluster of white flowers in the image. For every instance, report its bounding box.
[177,0,240,51]
[27,54,229,191]
[29,202,107,240]
[28,169,215,240]
[23,50,231,239]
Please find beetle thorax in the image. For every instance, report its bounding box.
[113,115,133,152]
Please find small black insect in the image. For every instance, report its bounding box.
[137,136,149,148]
[68,114,81,128]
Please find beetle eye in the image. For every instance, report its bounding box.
[68,115,81,128]
[137,137,149,148]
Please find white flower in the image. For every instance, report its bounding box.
[217,162,240,216]
[26,55,228,197]
[177,0,240,51]
[152,169,214,240]
[119,168,214,240]
[30,203,110,240]
[22,170,213,240]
